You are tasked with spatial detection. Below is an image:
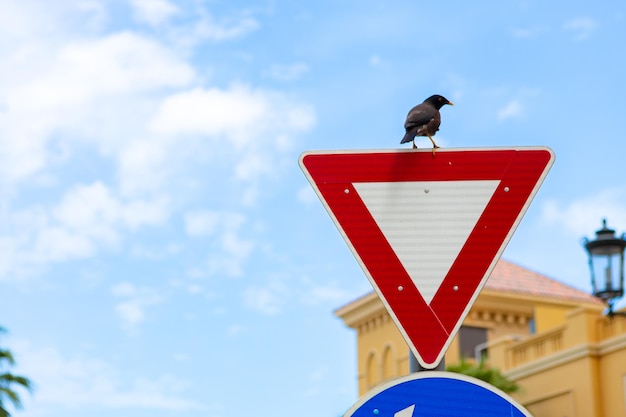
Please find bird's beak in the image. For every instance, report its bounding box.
[448,101,454,106]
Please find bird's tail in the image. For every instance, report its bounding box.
[400,131,414,144]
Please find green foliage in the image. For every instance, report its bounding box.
[0,327,33,417]
[446,357,520,394]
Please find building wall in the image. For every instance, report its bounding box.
[510,354,603,417]
[598,340,626,417]
[533,303,574,333]
[337,290,626,417]
[582,312,626,417]
[355,310,409,393]
[491,306,626,417]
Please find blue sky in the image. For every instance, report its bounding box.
[1,1,626,416]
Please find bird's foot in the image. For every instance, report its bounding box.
[412,143,417,149]
[431,145,440,156]
[427,136,439,149]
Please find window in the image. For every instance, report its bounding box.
[366,352,379,388]
[528,317,536,334]
[382,345,395,381]
[458,326,487,359]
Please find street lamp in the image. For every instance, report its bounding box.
[583,219,626,316]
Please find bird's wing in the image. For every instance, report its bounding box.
[404,104,435,130]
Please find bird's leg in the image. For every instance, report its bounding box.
[412,140,417,149]
[427,135,439,155]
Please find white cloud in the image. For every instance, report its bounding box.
[0,0,88,41]
[117,138,172,196]
[0,183,170,280]
[148,84,315,187]
[541,188,626,236]
[149,86,267,138]
[149,85,314,142]
[119,97,311,197]
[242,274,358,316]
[0,6,313,196]
[510,25,549,39]
[265,62,310,81]
[184,210,245,237]
[0,30,195,184]
[0,2,315,285]
[209,227,254,274]
[243,283,287,315]
[369,54,389,68]
[53,182,169,238]
[32,226,96,263]
[497,99,523,120]
[563,17,597,41]
[234,152,275,181]
[123,197,171,229]
[194,13,260,42]
[130,0,179,26]
[298,275,356,306]
[111,281,137,297]
[226,324,246,337]
[112,282,165,329]
[184,211,220,236]
[304,365,330,397]
[307,283,354,305]
[53,182,125,243]
[7,32,194,113]
[297,184,318,206]
[150,7,261,49]
[184,210,254,278]
[10,339,203,412]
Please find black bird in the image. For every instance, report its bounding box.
[401,95,453,153]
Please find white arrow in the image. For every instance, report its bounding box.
[394,404,415,417]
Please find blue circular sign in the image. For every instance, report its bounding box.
[345,372,532,417]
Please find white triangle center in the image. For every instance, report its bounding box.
[353,180,500,304]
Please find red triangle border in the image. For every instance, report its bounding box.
[300,147,554,368]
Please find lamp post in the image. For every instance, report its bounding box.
[583,219,626,316]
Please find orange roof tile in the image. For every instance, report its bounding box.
[485,259,603,304]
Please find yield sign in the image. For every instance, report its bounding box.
[299,147,554,368]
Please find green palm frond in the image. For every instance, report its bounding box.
[0,326,34,417]
[0,351,16,368]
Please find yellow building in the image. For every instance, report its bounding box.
[335,259,626,417]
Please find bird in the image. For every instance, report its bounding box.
[401,94,453,154]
